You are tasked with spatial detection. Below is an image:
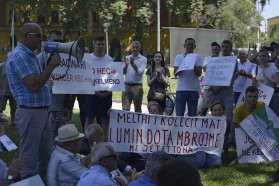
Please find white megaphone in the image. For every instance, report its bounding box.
[43,37,85,61]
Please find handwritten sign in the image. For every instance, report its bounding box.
[91,61,125,91]
[175,53,197,76]
[52,53,94,94]
[109,110,226,156]
[240,104,279,161]
[0,134,17,151]
[203,56,237,86]
[111,169,128,184]
[236,79,274,106]
[235,128,266,163]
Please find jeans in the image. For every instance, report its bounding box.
[234,92,241,105]
[175,91,199,116]
[269,92,279,117]
[177,151,221,168]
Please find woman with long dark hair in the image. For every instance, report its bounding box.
[146,51,170,110]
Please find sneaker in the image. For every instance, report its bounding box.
[0,113,8,122]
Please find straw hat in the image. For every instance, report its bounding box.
[55,124,84,142]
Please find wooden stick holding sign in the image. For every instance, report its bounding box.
[229,144,256,166]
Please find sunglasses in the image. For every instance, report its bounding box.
[27,32,42,38]
[100,154,117,161]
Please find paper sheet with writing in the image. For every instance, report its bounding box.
[175,53,197,76]
[0,135,17,151]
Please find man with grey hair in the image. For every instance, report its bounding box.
[233,49,255,104]
[47,124,90,186]
[122,41,147,112]
[128,151,172,186]
[78,142,126,186]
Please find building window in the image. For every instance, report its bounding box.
[51,11,59,23]
[38,12,45,23]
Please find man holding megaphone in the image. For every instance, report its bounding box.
[6,23,61,183]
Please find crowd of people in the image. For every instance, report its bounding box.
[0,21,279,185]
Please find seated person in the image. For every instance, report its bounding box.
[156,159,202,186]
[176,102,225,169]
[77,142,126,186]
[119,101,163,171]
[79,124,133,173]
[0,153,26,186]
[47,124,90,186]
[128,151,172,186]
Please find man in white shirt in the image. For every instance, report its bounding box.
[174,38,202,116]
[122,41,147,113]
[85,36,113,141]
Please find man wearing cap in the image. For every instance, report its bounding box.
[47,124,90,186]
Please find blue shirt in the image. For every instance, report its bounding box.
[77,164,118,186]
[128,174,155,186]
[6,42,51,106]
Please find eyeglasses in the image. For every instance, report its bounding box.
[100,154,117,161]
[27,32,42,38]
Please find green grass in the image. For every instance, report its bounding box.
[2,69,279,185]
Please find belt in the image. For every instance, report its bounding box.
[125,83,142,86]
[18,105,49,110]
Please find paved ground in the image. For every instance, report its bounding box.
[74,101,149,113]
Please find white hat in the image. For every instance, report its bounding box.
[55,124,84,142]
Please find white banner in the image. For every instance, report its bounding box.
[109,110,226,156]
[91,61,125,91]
[240,104,279,161]
[235,128,266,164]
[203,56,237,86]
[236,79,274,106]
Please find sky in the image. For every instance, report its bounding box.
[259,0,279,32]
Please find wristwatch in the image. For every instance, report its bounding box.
[7,175,13,181]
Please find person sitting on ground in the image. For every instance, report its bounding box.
[118,101,163,172]
[0,153,26,186]
[128,151,172,186]
[79,124,134,173]
[47,124,91,186]
[77,142,127,186]
[156,159,203,186]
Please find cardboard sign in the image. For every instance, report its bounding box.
[109,110,226,156]
[240,104,279,161]
[175,53,197,76]
[236,78,274,106]
[203,56,237,86]
[111,169,128,184]
[0,134,17,151]
[235,128,267,163]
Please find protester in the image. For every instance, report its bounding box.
[122,41,147,113]
[199,41,220,116]
[128,151,172,186]
[0,153,26,186]
[252,49,279,116]
[85,36,113,141]
[6,23,61,181]
[146,51,170,110]
[147,101,163,115]
[47,124,90,186]
[77,142,127,186]
[156,159,202,186]
[37,30,72,140]
[0,62,16,127]
[233,86,263,128]
[174,38,202,116]
[209,40,236,145]
[234,49,256,104]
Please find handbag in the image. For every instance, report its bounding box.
[153,85,165,101]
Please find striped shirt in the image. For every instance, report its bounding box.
[6,42,51,106]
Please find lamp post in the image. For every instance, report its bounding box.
[157,0,160,51]
[103,22,111,55]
